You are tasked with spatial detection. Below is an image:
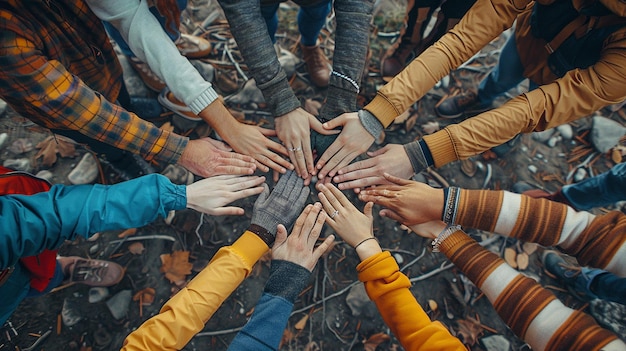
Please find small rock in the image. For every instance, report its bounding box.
[346,283,377,318]
[531,129,554,143]
[481,334,510,351]
[591,115,626,153]
[0,99,7,116]
[393,253,404,265]
[190,60,215,83]
[574,167,587,182]
[556,124,574,139]
[547,134,562,147]
[528,164,538,174]
[67,153,99,184]
[106,289,132,320]
[61,298,82,326]
[35,170,54,182]
[7,138,33,154]
[88,287,110,303]
[3,158,31,172]
[224,78,265,107]
[161,164,194,185]
[0,133,7,149]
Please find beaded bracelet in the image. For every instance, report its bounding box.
[354,237,378,250]
[331,70,360,92]
[442,187,460,224]
[431,225,462,253]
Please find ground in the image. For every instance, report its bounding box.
[1,1,626,350]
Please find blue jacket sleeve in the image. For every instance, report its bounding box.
[0,174,186,268]
[226,293,293,351]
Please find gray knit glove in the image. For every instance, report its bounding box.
[249,171,310,245]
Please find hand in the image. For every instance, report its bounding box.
[315,112,375,181]
[408,221,447,240]
[275,108,338,183]
[316,183,381,261]
[222,123,294,174]
[333,144,414,192]
[186,175,266,216]
[251,170,310,236]
[358,173,444,226]
[178,138,257,177]
[271,203,335,272]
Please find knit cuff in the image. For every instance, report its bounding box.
[442,187,461,224]
[247,224,275,247]
[265,260,312,302]
[256,69,301,117]
[188,86,220,115]
[357,109,384,140]
[403,140,428,174]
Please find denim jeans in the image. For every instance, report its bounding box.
[584,268,626,305]
[478,33,538,106]
[103,0,187,58]
[562,162,626,211]
[260,0,332,46]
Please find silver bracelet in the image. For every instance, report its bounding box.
[354,236,378,250]
[431,225,462,253]
[331,70,360,92]
[442,187,460,224]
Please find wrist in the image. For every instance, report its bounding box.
[431,225,462,252]
[354,237,382,261]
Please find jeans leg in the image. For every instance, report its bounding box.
[586,269,626,305]
[561,163,626,210]
[477,33,527,105]
[260,4,280,43]
[297,1,332,46]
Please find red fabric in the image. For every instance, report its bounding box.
[0,166,58,292]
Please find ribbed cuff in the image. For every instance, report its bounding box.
[357,109,384,140]
[188,86,220,115]
[363,93,403,128]
[422,129,458,167]
[247,224,275,247]
[265,260,311,302]
[257,69,301,117]
[403,140,428,174]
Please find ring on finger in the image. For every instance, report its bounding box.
[330,209,339,219]
[289,146,303,152]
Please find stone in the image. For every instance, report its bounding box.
[35,170,54,182]
[224,78,265,107]
[88,287,110,303]
[346,283,377,318]
[481,334,510,351]
[0,133,8,150]
[61,298,82,327]
[3,158,31,172]
[591,115,626,153]
[7,138,33,154]
[0,98,7,116]
[190,59,215,83]
[67,153,99,184]
[106,289,132,320]
[531,129,554,143]
[161,164,194,185]
[556,123,574,140]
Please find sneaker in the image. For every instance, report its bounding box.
[67,153,99,185]
[175,33,212,59]
[128,56,166,93]
[300,44,331,88]
[542,251,600,301]
[158,87,202,130]
[435,89,491,119]
[58,256,124,287]
[381,38,419,82]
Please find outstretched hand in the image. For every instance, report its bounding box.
[315,112,374,182]
[186,175,266,216]
[333,144,414,192]
[178,137,257,177]
[358,173,444,226]
[271,203,335,272]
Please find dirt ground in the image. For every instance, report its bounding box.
[2,1,626,350]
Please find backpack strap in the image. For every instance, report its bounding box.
[545,12,626,54]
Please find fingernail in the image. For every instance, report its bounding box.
[323,123,328,128]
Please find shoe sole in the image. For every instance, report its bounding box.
[158,89,201,122]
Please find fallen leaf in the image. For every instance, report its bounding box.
[128,242,145,255]
[428,299,438,312]
[132,288,156,305]
[421,121,440,135]
[295,314,309,330]
[363,332,390,351]
[392,110,411,125]
[522,242,538,255]
[35,135,77,167]
[516,252,529,270]
[160,122,175,133]
[405,112,418,132]
[280,329,295,349]
[455,316,484,346]
[160,250,193,286]
[504,247,518,269]
[118,228,137,239]
[303,341,319,351]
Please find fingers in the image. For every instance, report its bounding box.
[317,184,343,215]
[379,208,404,223]
[335,158,376,178]
[315,140,341,178]
[325,183,352,207]
[310,117,340,135]
[319,150,361,180]
[317,192,336,222]
[291,204,313,237]
[312,234,336,259]
[322,115,346,130]
[210,206,245,216]
[302,137,315,176]
[287,144,308,179]
[383,172,413,186]
[299,204,324,241]
[272,224,289,251]
[363,202,374,220]
[337,176,384,191]
[258,126,278,137]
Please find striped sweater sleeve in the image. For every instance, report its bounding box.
[451,189,626,277]
[439,231,625,351]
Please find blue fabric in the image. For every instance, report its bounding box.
[561,162,626,211]
[227,293,294,351]
[261,0,331,46]
[584,268,626,305]
[0,174,186,324]
[103,0,187,57]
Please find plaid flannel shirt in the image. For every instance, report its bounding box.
[0,0,187,164]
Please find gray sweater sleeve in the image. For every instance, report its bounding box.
[318,0,375,121]
[218,0,301,117]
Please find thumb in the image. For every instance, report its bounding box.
[311,117,340,135]
[380,209,404,223]
[367,145,389,157]
[272,224,288,250]
[363,202,374,221]
[322,115,346,130]
[258,126,277,137]
[383,172,412,186]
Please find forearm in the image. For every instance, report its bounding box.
[358,252,464,350]
[0,174,185,268]
[218,0,300,116]
[365,0,527,127]
[439,232,624,351]
[86,0,219,114]
[122,231,269,351]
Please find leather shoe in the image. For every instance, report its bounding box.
[58,256,124,287]
[301,44,331,88]
[435,89,490,119]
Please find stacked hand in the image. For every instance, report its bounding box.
[178,138,258,177]
[186,175,265,216]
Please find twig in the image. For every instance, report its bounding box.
[195,326,243,337]
[108,235,176,244]
[224,45,248,81]
[409,262,454,283]
[399,247,426,273]
[291,281,360,315]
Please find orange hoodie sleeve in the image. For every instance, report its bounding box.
[357,251,465,351]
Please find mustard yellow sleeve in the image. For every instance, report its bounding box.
[357,252,465,351]
[121,231,269,351]
[365,0,529,127]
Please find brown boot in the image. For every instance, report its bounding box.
[300,44,331,88]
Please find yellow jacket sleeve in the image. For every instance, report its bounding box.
[121,231,269,351]
[357,252,465,351]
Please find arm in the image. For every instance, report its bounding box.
[358,252,466,351]
[0,174,185,268]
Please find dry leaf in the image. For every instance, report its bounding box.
[160,122,175,133]
[392,110,411,124]
[303,341,320,351]
[280,329,295,349]
[303,99,322,116]
[363,333,391,351]
[428,299,438,311]
[294,314,309,330]
[456,316,484,346]
[35,135,77,167]
[160,250,193,286]
[516,252,529,270]
[133,288,156,306]
[118,228,137,238]
[504,247,518,269]
[421,121,440,135]
[522,242,538,255]
[128,242,145,255]
[405,112,418,132]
